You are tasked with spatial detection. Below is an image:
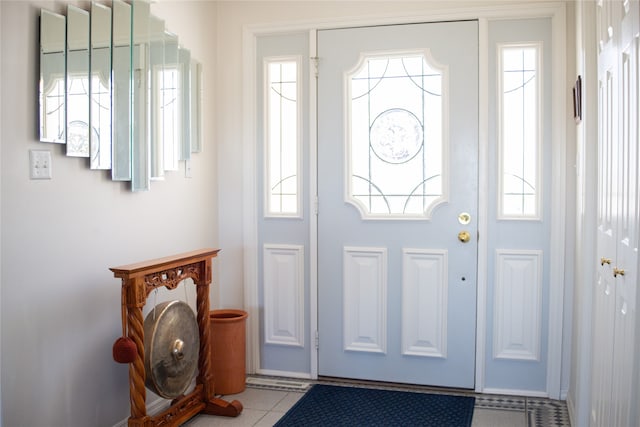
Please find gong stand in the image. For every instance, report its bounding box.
[111,248,242,426]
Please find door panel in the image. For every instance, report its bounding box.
[317,21,478,388]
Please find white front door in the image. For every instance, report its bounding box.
[317,21,478,388]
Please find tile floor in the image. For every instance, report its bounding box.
[184,377,570,427]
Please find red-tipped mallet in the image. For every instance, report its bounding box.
[112,287,137,363]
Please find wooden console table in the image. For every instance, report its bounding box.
[111,248,242,426]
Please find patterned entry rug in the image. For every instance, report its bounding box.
[274,384,475,426]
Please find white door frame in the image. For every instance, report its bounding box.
[242,2,567,397]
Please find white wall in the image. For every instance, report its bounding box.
[0,1,218,426]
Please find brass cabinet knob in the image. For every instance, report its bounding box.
[458,231,471,243]
[601,257,612,266]
[613,268,625,277]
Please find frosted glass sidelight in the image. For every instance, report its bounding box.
[265,59,300,217]
[498,44,542,219]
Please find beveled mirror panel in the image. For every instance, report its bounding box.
[39,10,66,144]
[66,5,90,157]
[111,0,132,181]
[190,60,202,153]
[179,46,192,161]
[90,2,112,170]
[131,0,150,191]
[149,16,166,179]
[162,31,180,172]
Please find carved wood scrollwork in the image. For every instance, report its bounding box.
[144,262,201,297]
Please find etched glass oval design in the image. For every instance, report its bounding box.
[370,109,423,164]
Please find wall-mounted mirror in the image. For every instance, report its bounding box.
[39,10,66,144]
[131,0,150,191]
[111,0,132,181]
[38,2,203,191]
[90,2,112,170]
[66,5,90,157]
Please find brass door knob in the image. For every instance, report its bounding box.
[458,231,471,243]
[600,257,612,266]
[613,268,625,277]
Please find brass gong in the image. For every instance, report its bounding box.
[144,300,199,399]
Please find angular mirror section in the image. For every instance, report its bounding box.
[162,31,180,172]
[131,0,151,191]
[66,5,90,157]
[190,60,202,153]
[39,9,66,144]
[111,0,132,181]
[90,2,112,170]
[149,16,166,179]
[179,46,191,161]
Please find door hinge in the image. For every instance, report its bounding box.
[311,56,319,78]
[314,196,319,215]
[315,330,319,349]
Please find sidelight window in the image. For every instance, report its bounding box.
[265,58,300,217]
[498,43,542,219]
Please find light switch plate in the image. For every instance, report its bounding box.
[29,149,52,179]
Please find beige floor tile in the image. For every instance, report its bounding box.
[252,410,286,427]
[183,408,268,427]
[221,388,289,411]
[472,408,527,427]
[271,391,305,412]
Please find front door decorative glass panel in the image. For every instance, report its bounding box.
[498,44,541,219]
[265,59,300,217]
[347,51,447,219]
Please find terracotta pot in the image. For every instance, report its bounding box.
[209,309,248,395]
